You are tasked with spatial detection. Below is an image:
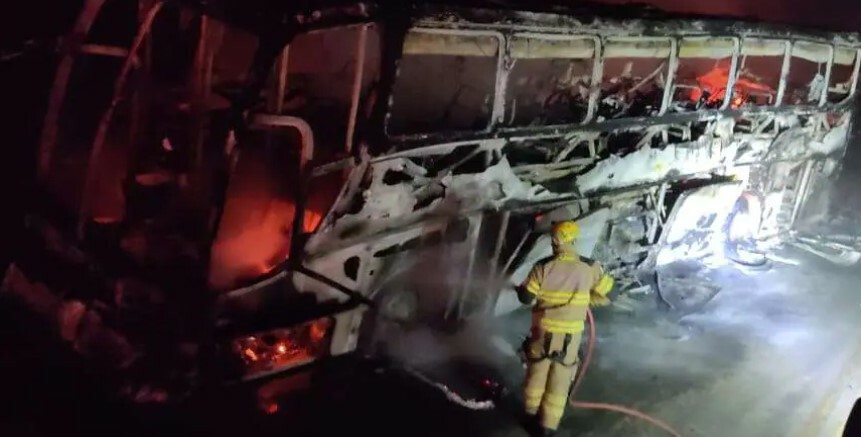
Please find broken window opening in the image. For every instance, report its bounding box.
[827,47,859,104]
[387,30,500,136]
[504,36,596,127]
[209,126,319,290]
[783,42,832,106]
[599,38,671,120]
[735,39,785,107]
[671,38,739,112]
[274,25,381,160]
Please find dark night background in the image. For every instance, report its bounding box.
[2,0,861,435]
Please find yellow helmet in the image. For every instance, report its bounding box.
[552,221,580,246]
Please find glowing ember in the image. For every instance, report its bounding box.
[262,401,279,414]
[233,318,333,377]
[309,319,328,342]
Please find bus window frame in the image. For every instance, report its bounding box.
[736,38,791,108]
[500,33,602,129]
[598,36,678,116]
[783,39,834,107]
[671,36,740,112]
[245,114,316,261]
[828,45,861,106]
[384,27,506,141]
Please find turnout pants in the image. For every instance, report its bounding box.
[523,329,581,430]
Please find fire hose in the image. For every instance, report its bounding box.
[569,309,683,437]
[297,265,682,434]
[399,309,683,435]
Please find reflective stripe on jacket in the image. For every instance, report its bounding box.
[522,253,603,334]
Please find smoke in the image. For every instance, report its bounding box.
[368,218,523,394]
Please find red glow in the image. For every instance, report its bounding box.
[234,318,332,377]
[263,402,279,414]
[690,64,774,108]
[209,198,323,289]
[308,318,328,342]
[207,146,338,290]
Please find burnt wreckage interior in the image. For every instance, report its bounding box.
[4,0,859,396]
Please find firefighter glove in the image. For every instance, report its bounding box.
[589,293,611,307]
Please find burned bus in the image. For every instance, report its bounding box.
[5,0,859,399]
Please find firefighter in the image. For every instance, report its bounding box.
[517,220,614,435]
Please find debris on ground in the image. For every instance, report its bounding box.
[656,261,723,312]
[789,233,861,266]
[399,364,497,411]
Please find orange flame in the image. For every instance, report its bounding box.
[690,64,775,109]
[209,199,322,289]
[207,151,336,290]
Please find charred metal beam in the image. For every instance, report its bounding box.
[413,2,861,38]
[447,213,483,320]
[484,211,510,314]
[294,265,375,307]
[366,4,411,154]
[38,0,107,182]
[77,1,165,239]
[388,101,856,151]
[659,38,679,116]
[346,24,369,154]
[270,46,290,114]
[775,40,792,106]
[789,160,815,228]
[498,228,533,282]
[167,0,376,45]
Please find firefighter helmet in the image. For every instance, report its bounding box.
[552,221,580,246]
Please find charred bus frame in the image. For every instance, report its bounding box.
[17,0,861,385]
